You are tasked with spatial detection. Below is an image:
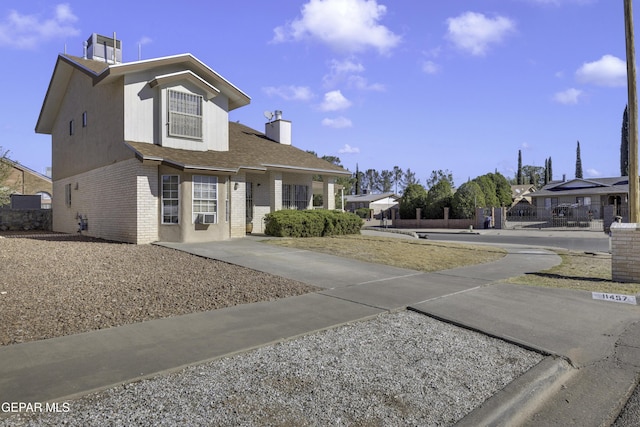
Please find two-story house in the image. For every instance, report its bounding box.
[36,33,350,243]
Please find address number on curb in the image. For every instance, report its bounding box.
[592,292,637,305]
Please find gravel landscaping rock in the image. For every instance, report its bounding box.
[1,310,544,426]
[0,233,317,345]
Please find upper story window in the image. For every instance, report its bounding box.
[168,89,203,139]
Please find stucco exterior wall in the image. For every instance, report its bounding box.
[157,166,232,243]
[52,69,131,180]
[52,158,158,244]
[123,67,230,152]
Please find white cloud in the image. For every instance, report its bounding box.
[323,58,385,91]
[553,88,583,105]
[422,60,440,74]
[338,143,360,153]
[586,168,602,177]
[322,117,353,128]
[263,85,315,101]
[446,11,516,56]
[137,36,153,46]
[521,142,531,150]
[348,75,385,91]
[0,3,80,49]
[272,0,401,54]
[329,58,364,74]
[575,55,627,87]
[320,90,352,111]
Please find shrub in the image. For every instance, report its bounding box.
[264,210,362,237]
[355,208,371,219]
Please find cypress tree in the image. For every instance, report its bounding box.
[622,105,630,176]
[544,158,549,185]
[517,150,523,185]
[575,141,583,179]
[548,157,553,181]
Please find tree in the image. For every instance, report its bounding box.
[0,147,14,206]
[521,165,545,189]
[426,169,454,190]
[451,181,484,219]
[575,140,583,179]
[379,170,393,192]
[544,158,549,185]
[425,179,453,219]
[622,105,630,176]
[402,168,420,187]
[354,164,362,195]
[473,175,498,207]
[399,183,427,219]
[517,150,523,185]
[547,157,553,182]
[392,166,403,194]
[362,169,380,193]
[489,172,513,206]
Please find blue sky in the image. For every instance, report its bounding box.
[0,0,635,188]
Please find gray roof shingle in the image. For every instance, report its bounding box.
[126,122,351,176]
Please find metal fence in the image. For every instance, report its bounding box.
[505,204,610,231]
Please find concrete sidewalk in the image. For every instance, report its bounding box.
[1,235,639,426]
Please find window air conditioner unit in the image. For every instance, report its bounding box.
[196,213,216,224]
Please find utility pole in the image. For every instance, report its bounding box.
[625,0,640,222]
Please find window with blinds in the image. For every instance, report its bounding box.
[168,89,203,139]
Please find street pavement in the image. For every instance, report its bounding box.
[1,229,638,426]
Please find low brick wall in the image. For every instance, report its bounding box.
[611,222,640,283]
[0,208,52,231]
[391,218,475,229]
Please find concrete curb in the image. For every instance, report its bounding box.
[454,357,576,427]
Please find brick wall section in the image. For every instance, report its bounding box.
[611,223,640,283]
[52,159,158,243]
[0,209,52,231]
[230,174,247,238]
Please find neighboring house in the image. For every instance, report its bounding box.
[2,159,52,208]
[508,184,536,216]
[529,177,629,220]
[345,193,400,218]
[36,33,350,243]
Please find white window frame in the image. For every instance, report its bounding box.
[168,89,203,139]
[161,175,180,224]
[192,175,217,224]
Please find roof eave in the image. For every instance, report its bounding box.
[261,164,352,176]
[95,53,251,110]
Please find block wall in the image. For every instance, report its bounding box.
[52,159,158,243]
[611,223,640,283]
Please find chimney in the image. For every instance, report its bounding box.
[85,33,122,64]
[265,110,292,145]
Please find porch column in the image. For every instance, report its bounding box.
[323,177,336,210]
[270,171,282,212]
[230,174,246,238]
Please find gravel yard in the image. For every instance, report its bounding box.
[0,233,317,346]
[1,232,548,426]
[1,310,544,426]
